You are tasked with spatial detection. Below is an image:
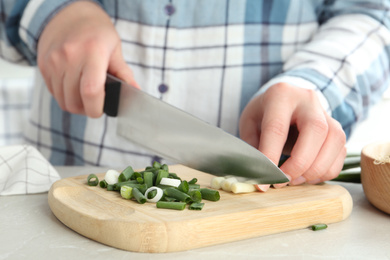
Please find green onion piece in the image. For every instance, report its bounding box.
[155,169,169,185]
[107,184,115,191]
[311,224,328,231]
[157,184,174,190]
[144,166,154,171]
[153,161,162,169]
[136,177,144,184]
[113,180,140,191]
[156,201,186,210]
[146,189,158,199]
[168,172,181,180]
[87,174,99,186]
[189,202,204,210]
[164,187,191,203]
[120,186,133,200]
[132,188,146,204]
[99,179,108,188]
[188,184,201,190]
[118,166,134,182]
[162,196,177,202]
[188,178,198,184]
[143,171,154,188]
[134,171,143,179]
[178,180,189,193]
[161,164,169,171]
[200,188,220,201]
[138,184,147,194]
[189,189,202,203]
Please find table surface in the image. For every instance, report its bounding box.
[1,166,389,260]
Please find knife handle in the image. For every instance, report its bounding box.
[103,75,121,117]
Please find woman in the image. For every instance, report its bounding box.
[1,0,389,186]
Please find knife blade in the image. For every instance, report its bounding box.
[103,74,289,184]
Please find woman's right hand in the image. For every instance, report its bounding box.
[37,1,138,118]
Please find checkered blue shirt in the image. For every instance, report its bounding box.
[1,0,389,168]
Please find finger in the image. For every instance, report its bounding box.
[50,71,66,110]
[108,45,139,89]
[239,115,261,149]
[281,109,328,181]
[63,68,84,114]
[308,146,347,184]
[322,146,347,182]
[257,101,292,166]
[303,117,346,182]
[80,52,109,118]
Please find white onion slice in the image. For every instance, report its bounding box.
[105,169,120,185]
[145,187,163,203]
[159,177,181,187]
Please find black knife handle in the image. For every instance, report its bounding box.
[103,75,121,117]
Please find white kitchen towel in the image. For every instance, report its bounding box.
[0,145,60,195]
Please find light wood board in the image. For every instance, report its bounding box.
[48,165,353,253]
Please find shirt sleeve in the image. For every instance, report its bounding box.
[0,0,101,65]
[257,1,390,139]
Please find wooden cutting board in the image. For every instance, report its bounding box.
[48,165,353,253]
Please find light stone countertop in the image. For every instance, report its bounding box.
[1,166,389,260]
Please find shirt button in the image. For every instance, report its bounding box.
[164,3,175,16]
[158,83,169,93]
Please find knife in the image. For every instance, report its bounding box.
[103,74,289,184]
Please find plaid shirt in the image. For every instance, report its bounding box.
[1,0,389,168]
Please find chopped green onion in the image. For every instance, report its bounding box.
[136,176,144,184]
[311,224,328,231]
[113,180,140,191]
[147,189,157,199]
[153,161,162,169]
[134,171,143,179]
[161,164,169,171]
[200,188,220,201]
[155,169,169,185]
[189,202,204,210]
[178,180,189,193]
[120,186,133,200]
[188,178,198,184]
[87,174,99,186]
[189,189,202,203]
[188,184,200,189]
[107,184,115,191]
[159,177,181,187]
[168,172,181,180]
[143,171,154,188]
[105,169,120,185]
[144,187,163,203]
[156,201,186,210]
[132,188,146,204]
[162,196,177,202]
[164,187,191,203]
[99,179,108,188]
[118,166,134,182]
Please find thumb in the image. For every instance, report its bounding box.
[108,46,140,89]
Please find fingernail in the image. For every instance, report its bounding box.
[273,182,288,189]
[290,176,306,185]
[273,174,291,189]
